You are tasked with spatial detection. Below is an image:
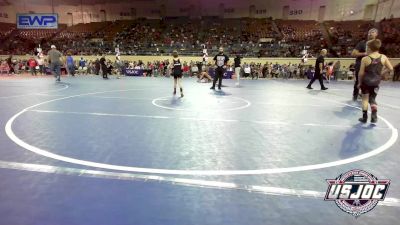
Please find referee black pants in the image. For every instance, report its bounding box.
[353,68,360,97]
[212,67,224,89]
[307,72,325,88]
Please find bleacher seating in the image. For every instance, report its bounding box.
[0,18,398,58]
[0,22,15,37]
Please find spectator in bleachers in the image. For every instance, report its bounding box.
[0,60,10,75]
[94,58,101,75]
[78,57,87,75]
[115,55,124,78]
[234,55,241,86]
[243,63,250,78]
[27,56,37,76]
[393,63,400,82]
[6,55,14,74]
[333,61,341,81]
[37,53,45,75]
[100,55,108,79]
[66,53,75,76]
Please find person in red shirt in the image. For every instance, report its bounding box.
[183,64,190,77]
[27,56,37,76]
[159,63,164,76]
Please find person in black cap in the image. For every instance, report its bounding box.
[210,47,229,90]
[351,28,378,101]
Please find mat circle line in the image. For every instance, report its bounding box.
[4,88,398,175]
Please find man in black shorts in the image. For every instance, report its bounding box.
[210,47,229,90]
[306,49,328,90]
[352,28,378,101]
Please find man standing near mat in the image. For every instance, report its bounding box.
[47,45,63,82]
[234,54,241,86]
[210,47,229,90]
[100,55,108,79]
[306,49,328,90]
[66,52,75,76]
[351,28,378,101]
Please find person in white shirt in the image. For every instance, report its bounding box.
[37,53,45,75]
[244,64,251,78]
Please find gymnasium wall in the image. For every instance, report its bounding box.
[1,0,399,24]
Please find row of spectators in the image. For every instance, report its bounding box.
[3,54,388,81]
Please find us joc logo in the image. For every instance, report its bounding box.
[325,169,390,217]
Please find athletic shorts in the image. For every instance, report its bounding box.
[361,83,379,95]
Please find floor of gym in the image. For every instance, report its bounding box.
[0,75,399,225]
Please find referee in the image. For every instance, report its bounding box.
[47,45,63,82]
[351,28,378,101]
[306,49,328,90]
[210,47,229,90]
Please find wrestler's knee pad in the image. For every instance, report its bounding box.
[370,103,378,112]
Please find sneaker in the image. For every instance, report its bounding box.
[210,87,215,90]
[358,117,367,123]
[321,87,328,90]
[306,86,313,89]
